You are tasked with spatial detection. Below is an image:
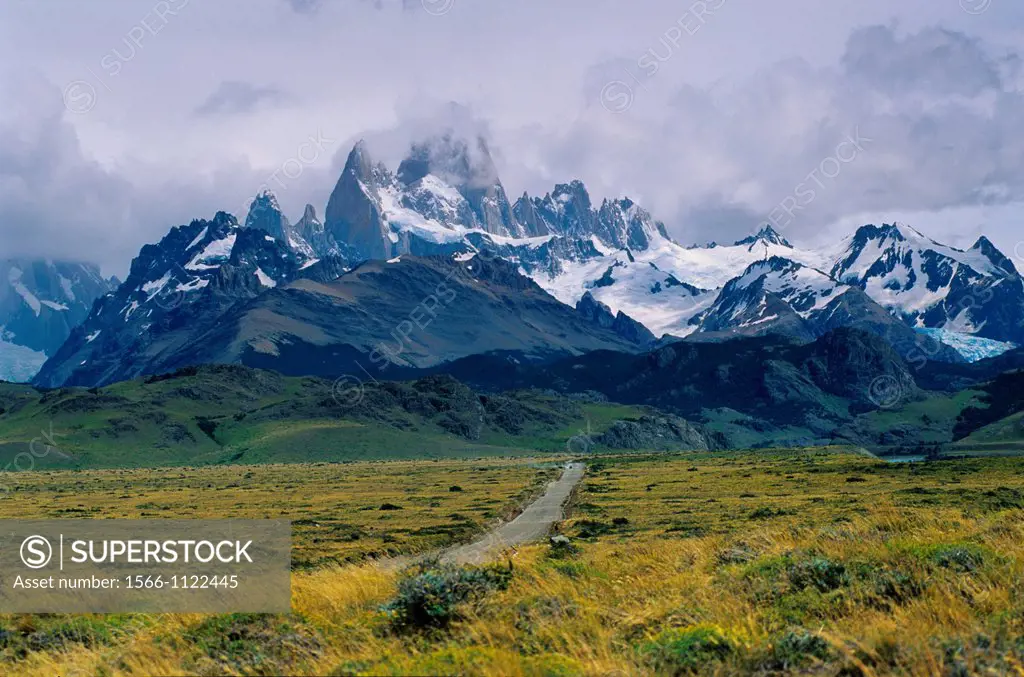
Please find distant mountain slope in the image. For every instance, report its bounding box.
[32,211,346,388]
[430,327,924,446]
[829,224,1024,343]
[0,260,116,382]
[951,369,1024,441]
[29,131,1024,387]
[34,241,649,387]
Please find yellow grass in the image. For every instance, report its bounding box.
[4,449,1024,675]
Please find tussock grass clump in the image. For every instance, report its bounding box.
[382,558,513,630]
[178,612,323,676]
[0,615,140,661]
[636,624,739,674]
[787,556,849,593]
[766,629,833,668]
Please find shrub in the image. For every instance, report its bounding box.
[716,545,756,566]
[547,535,579,558]
[448,485,463,492]
[749,506,792,520]
[181,613,322,676]
[575,520,612,538]
[637,624,736,674]
[787,557,848,593]
[931,545,986,573]
[382,558,513,630]
[765,630,833,669]
[869,567,926,605]
[379,503,403,511]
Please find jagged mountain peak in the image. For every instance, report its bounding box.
[970,235,1018,276]
[849,222,937,248]
[339,139,391,186]
[33,211,314,388]
[299,203,320,225]
[734,224,793,249]
[550,180,592,207]
[250,189,281,212]
[344,139,372,169]
[244,190,290,242]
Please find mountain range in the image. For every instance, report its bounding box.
[6,133,1023,391]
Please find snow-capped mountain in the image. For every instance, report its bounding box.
[694,257,849,339]
[32,212,346,388]
[244,191,315,259]
[244,139,1023,364]
[321,139,669,266]
[0,260,116,381]
[828,224,1023,343]
[31,133,1024,387]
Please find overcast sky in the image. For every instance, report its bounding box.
[1,0,1023,275]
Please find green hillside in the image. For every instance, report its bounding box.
[0,365,651,470]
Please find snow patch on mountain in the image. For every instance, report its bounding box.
[186,232,237,271]
[254,268,277,288]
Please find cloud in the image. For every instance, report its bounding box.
[0,74,331,277]
[283,0,426,14]
[321,23,1024,250]
[842,25,1004,97]
[284,0,323,13]
[3,2,1024,275]
[194,81,288,117]
[497,24,1024,247]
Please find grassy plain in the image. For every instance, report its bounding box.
[4,449,1024,675]
[0,460,561,567]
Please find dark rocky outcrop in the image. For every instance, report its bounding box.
[596,415,724,451]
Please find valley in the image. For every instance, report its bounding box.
[4,5,1024,676]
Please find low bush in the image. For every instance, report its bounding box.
[762,629,833,669]
[637,624,736,674]
[787,557,848,593]
[382,558,513,630]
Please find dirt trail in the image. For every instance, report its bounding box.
[438,461,585,565]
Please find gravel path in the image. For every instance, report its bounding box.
[440,461,585,565]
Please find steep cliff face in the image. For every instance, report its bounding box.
[324,141,393,261]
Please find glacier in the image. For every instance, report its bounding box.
[915,328,1016,362]
[0,339,47,383]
